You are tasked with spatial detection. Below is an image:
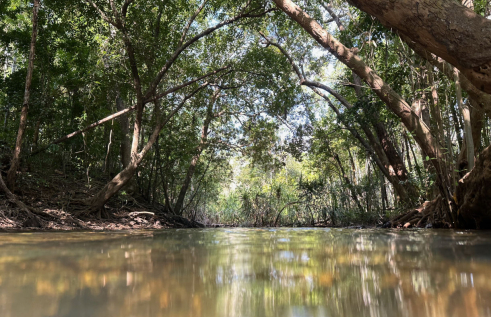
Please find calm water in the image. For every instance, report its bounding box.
[1,228,491,317]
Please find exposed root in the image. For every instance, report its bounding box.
[455,145,491,228]
[390,145,491,229]
[386,196,449,229]
[416,213,430,227]
[0,173,44,228]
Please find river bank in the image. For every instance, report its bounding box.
[0,169,207,231]
[0,168,395,231]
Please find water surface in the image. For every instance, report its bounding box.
[1,228,491,317]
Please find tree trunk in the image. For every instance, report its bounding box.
[470,98,483,154]
[173,90,219,215]
[455,145,491,228]
[273,0,445,175]
[305,85,412,203]
[449,97,463,151]
[273,0,446,204]
[104,120,113,175]
[403,35,491,118]
[88,160,139,213]
[346,0,491,94]
[373,122,409,182]
[332,152,364,214]
[322,5,412,189]
[32,119,41,148]
[116,94,132,168]
[321,3,344,31]
[7,0,40,189]
[455,68,475,171]
[86,84,207,212]
[347,147,357,185]
[427,61,445,148]
[298,79,418,200]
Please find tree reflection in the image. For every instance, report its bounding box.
[0,229,491,317]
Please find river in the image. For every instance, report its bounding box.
[0,228,490,317]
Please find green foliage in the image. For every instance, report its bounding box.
[1,0,487,227]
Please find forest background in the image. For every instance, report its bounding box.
[1,0,491,229]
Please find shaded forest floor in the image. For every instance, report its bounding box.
[0,168,205,231]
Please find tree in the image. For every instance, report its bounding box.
[347,0,491,94]
[6,0,40,190]
[80,0,276,213]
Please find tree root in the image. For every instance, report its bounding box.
[0,173,44,227]
[386,196,449,229]
[160,213,205,228]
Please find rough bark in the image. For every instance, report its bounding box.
[322,3,410,184]
[456,145,491,228]
[347,0,491,94]
[404,35,491,118]
[7,0,40,189]
[388,145,491,229]
[327,4,406,181]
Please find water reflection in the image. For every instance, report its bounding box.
[1,229,491,317]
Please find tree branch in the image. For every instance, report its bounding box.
[84,0,118,27]
[122,0,135,18]
[143,7,276,100]
[178,0,209,47]
[145,66,231,103]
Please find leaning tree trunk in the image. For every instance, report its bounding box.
[86,85,207,213]
[273,0,450,210]
[7,0,40,190]
[87,120,158,213]
[322,5,413,194]
[346,0,491,94]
